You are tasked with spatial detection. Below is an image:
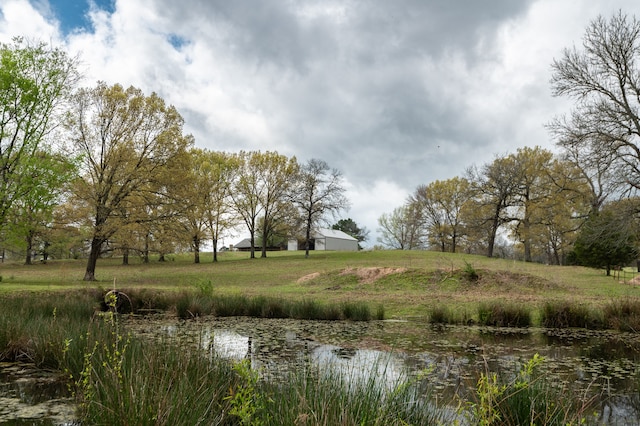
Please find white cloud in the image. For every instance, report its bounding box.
[3,0,640,248]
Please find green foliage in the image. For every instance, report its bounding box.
[463,260,479,281]
[226,360,269,425]
[464,354,594,425]
[570,201,639,275]
[332,218,370,246]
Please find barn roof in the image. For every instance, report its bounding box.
[313,228,358,241]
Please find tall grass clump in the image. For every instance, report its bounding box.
[464,354,597,425]
[603,299,640,332]
[429,305,455,324]
[0,291,98,371]
[263,358,448,425]
[76,312,239,424]
[540,302,604,329]
[477,302,531,328]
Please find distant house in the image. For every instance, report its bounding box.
[288,228,358,252]
[231,238,284,252]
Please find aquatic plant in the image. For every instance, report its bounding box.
[541,302,604,329]
[603,299,640,332]
[464,354,598,426]
[477,302,531,328]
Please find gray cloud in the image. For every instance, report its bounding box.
[5,0,640,244]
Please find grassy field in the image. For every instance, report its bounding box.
[1,249,638,319]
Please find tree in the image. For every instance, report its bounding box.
[466,155,522,257]
[256,152,299,258]
[292,159,350,257]
[550,11,640,191]
[411,177,472,253]
[570,199,639,275]
[201,151,238,262]
[229,151,264,259]
[332,218,369,248]
[0,38,78,232]
[5,150,77,264]
[377,204,425,250]
[68,83,192,281]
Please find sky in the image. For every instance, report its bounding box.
[1,0,639,247]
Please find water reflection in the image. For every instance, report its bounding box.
[125,316,640,424]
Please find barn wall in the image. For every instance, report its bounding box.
[324,237,358,251]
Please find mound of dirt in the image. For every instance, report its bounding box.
[296,272,321,283]
[340,267,407,284]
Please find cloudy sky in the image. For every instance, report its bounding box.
[1,0,639,246]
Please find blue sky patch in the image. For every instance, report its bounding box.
[43,0,115,34]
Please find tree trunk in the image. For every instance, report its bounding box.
[84,237,103,281]
[122,247,129,265]
[143,234,150,264]
[24,231,34,265]
[304,216,312,258]
[523,217,532,262]
[212,239,218,262]
[193,235,200,264]
[249,231,256,259]
[487,207,500,257]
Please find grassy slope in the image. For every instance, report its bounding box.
[1,250,639,318]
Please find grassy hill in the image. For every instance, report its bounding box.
[1,249,638,319]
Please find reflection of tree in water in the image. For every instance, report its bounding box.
[332,347,357,359]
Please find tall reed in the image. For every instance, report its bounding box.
[477,302,531,328]
[540,302,604,329]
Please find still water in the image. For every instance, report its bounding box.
[3,316,640,424]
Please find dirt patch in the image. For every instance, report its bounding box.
[296,272,321,283]
[340,267,407,284]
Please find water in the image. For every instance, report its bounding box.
[4,316,640,424]
[127,316,640,424]
[0,362,75,425]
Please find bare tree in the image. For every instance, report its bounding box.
[292,159,350,257]
[377,204,425,250]
[550,11,640,191]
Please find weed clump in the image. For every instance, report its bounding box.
[541,302,604,329]
[477,302,531,328]
[603,299,640,332]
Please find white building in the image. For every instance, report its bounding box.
[288,228,358,251]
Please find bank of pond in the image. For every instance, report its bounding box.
[2,289,640,425]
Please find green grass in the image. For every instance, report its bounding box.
[1,249,640,321]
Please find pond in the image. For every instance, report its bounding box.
[4,316,640,425]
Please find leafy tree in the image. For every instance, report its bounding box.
[377,204,425,250]
[0,38,78,232]
[528,158,591,264]
[5,150,77,264]
[68,83,192,280]
[229,151,264,259]
[256,152,299,258]
[570,200,639,275]
[466,155,522,257]
[550,11,640,191]
[509,147,555,262]
[292,159,350,257]
[411,177,472,253]
[332,218,369,248]
[201,151,238,262]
